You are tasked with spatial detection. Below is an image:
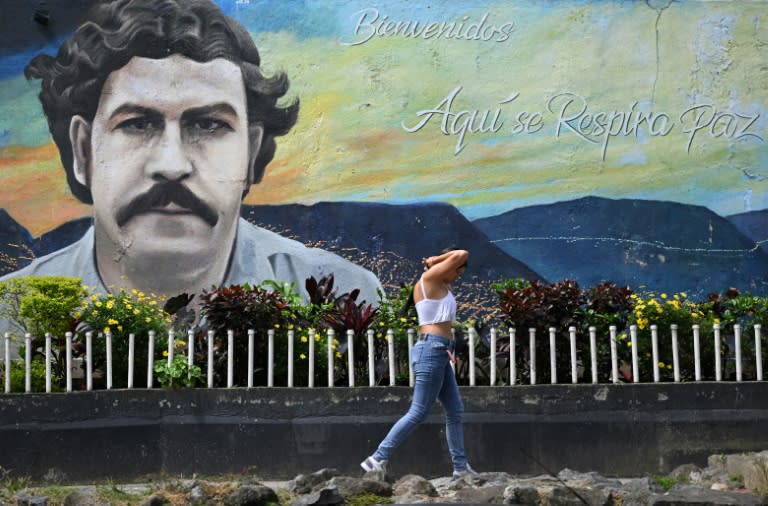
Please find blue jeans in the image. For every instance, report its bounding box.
[372,333,469,471]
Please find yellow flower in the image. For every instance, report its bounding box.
[91,294,99,301]
[134,309,140,315]
[95,301,103,308]
[335,352,342,358]
[74,311,81,319]
[301,336,308,343]
[163,350,169,357]
[287,324,294,330]
[299,353,306,360]
[274,324,280,329]
[117,325,123,332]
[659,362,665,368]
[108,319,119,325]
[103,327,111,334]
[399,317,407,323]
[661,293,667,299]
[681,292,688,298]
[314,334,321,341]
[106,300,115,309]
[145,317,151,323]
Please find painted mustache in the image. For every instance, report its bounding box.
[115,182,218,228]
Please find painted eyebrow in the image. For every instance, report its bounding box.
[107,103,240,121]
[108,104,161,121]
[181,103,240,121]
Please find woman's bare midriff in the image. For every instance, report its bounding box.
[419,322,453,340]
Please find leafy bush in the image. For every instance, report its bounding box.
[372,284,419,385]
[3,356,64,393]
[625,291,718,381]
[154,354,203,388]
[497,279,586,383]
[198,283,289,386]
[76,289,172,388]
[0,276,86,387]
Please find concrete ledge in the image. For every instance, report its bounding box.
[1,383,767,483]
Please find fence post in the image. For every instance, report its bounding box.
[734,324,742,382]
[714,323,722,382]
[287,329,295,388]
[630,325,639,383]
[529,328,536,385]
[327,329,335,387]
[670,324,680,383]
[308,328,316,388]
[692,324,701,381]
[128,333,135,389]
[86,331,93,392]
[367,329,375,387]
[187,329,194,385]
[65,331,73,393]
[509,327,517,386]
[387,329,395,386]
[569,326,577,384]
[548,327,557,384]
[147,330,155,389]
[588,326,597,384]
[206,330,214,389]
[268,328,275,387]
[347,329,355,387]
[24,333,32,393]
[247,329,255,388]
[167,329,174,366]
[407,329,415,387]
[468,327,477,386]
[609,325,618,384]
[3,333,10,393]
[490,327,497,386]
[106,330,113,390]
[755,324,763,382]
[651,325,659,383]
[227,330,234,388]
[45,333,52,393]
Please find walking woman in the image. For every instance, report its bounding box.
[361,248,477,479]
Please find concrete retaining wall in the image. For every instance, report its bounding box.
[1,383,767,483]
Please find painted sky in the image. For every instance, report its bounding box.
[0,0,766,235]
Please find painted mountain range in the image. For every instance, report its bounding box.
[1,198,766,301]
[474,196,768,298]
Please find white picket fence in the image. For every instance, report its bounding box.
[2,323,764,393]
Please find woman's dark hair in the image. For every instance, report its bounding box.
[24,0,299,204]
[399,247,467,317]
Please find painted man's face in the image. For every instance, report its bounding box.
[71,55,262,265]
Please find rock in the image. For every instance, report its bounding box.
[63,489,110,506]
[392,474,438,497]
[189,485,214,506]
[651,484,768,505]
[670,463,704,483]
[453,483,507,504]
[326,476,391,498]
[224,485,279,506]
[290,486,344,506]
[16,493,48,506]
[287,468,342,494]
[505,485,541,505]
[722,451,768,496]
[548,485,611,506]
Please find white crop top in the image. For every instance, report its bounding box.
[415,278,457,325]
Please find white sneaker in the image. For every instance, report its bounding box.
[452,463,479,480]
[360,455,388,473]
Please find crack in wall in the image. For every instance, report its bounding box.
[646,0,675,105]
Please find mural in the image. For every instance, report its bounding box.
[0,0,766,320]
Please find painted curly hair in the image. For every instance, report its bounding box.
[24,0,299,204]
